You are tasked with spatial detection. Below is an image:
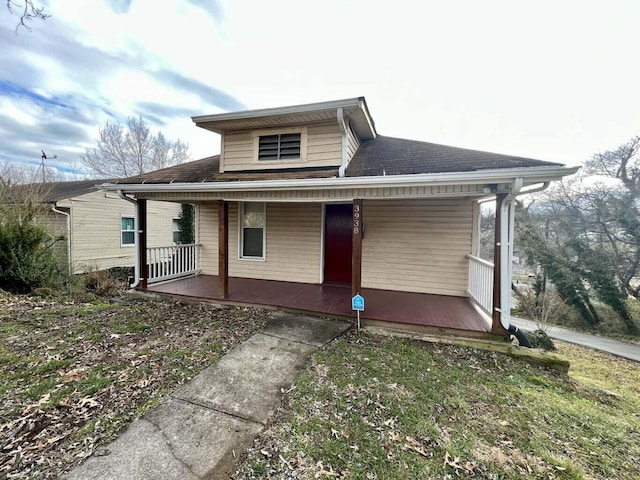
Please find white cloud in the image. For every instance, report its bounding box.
[1,0,639,176]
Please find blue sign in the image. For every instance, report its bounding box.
[352,294,364,311]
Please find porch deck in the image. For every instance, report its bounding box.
[145,275,493,336]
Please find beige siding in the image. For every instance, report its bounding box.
[197,202,219,275]
[40,210,68,237]
[361,199,474,296]
[229,202,322,283]
[222,122,343,172]
[40,210,70,266]
[346,122,360,160]
[68,191,181,273]
[221,130,253,169]
[197,201,322,283]
[139,182,487,203]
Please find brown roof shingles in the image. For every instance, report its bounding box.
[112,156,339,184]
[110,136,561,185]
[346,136,561,177]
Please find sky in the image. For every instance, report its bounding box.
[1,0,639,178]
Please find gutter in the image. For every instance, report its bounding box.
[99,166,579,194]
[51,205,71,275]
[117,190,140,288]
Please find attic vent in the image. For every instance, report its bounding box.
[258,133,301,160]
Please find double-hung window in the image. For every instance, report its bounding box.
[239,202,265,259]
[258,133,301,160]
[172,219,182,244]
[121,216,135,246]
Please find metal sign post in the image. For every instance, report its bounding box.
[352,294,364,330]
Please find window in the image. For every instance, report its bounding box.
[173,219,182,244]
[258,133,301,160]
[121,216,135,246]
[240,202,265,259]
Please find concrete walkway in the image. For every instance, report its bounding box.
[512,316,640,363]
[63,312,351,480]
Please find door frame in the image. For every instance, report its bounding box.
[321,201,353,285]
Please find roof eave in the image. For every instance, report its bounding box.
[191,96,376,139]
[102,165,579,194]
[192,97,363,124]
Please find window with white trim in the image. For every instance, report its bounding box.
[258,133,301,160]
[172,219,182,244]
[239,202,265,259]
[121,216,135,246]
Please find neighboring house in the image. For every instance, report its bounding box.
[101,97,578,338]
[36,180,182,274]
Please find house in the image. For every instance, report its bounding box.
[35,180,183,274]
[100,97,578,338]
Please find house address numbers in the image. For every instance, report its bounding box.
[353,203,361,235]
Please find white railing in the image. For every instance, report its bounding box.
[147,244,198,284]
[467,254,494,315]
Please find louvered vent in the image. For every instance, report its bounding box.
[258,133,301,160]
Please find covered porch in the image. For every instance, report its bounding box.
[133,192,503,340]
[145,274,495,337]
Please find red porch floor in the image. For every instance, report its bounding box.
[145,275,492,335]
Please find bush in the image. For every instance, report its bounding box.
[512,285,571,331]
[84,269,120,297]
[526,329,557,351]
[0,207,61,293]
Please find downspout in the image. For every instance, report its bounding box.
[507,180,550,347]
[51,205,72,275]
[117,190,140,288]
[337,107,348,177]
[498,179,551,348]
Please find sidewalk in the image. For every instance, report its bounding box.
[63,312,351,480]
[512,316,640,363]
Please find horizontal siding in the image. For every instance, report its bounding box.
[346,122,360,160]
[361,199,474,296]
[222,122,343,172]
[40,210,70,266]
[69,191,181,273]
[198,203,219,275]
[306,122,341,165]
[139,183,487,203]
[229,202,322,283]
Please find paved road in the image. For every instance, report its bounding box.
[512,317,640,363]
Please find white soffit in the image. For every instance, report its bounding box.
[192,97,376,139]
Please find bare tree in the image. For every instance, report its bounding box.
[6,0,49,31]
[81,116,190,178]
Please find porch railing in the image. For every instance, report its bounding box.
[467,254,494,315]
[147,244,199,284]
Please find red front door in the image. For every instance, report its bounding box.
[324,204,352,284]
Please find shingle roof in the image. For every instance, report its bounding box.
[109,136,562,185]
[11,179,110,203]
[345,136,561,177]
[112,156,339,184]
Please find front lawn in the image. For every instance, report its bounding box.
[0,291,271,478]
[233,331,640,479]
